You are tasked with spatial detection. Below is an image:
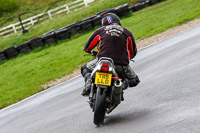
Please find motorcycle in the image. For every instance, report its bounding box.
[84,50,129,126]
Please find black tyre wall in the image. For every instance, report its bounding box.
[0,51,7,61]
[78,20,94,31]
[42,31,57,45]
[130,2,149,12]
[115,4,131,17]
[91,15,102,27]
[28,37,44,49]
[16,42,32,54]
[43,30,55,36]
[3,46,19,59]
[55,28,71,40]
[67,23,82,35]
[117,9,131,17]
[150,0,159,5]
[142,0,151,7]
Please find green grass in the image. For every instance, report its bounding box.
[0,35,93,108]
[0,0,137,50]
[0,0,200,109]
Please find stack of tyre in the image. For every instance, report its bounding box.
[129,0,150,12]
[55,28,71,40]
[115,4,131,17]
[0,51,7,61]
[2,47,18,59]
[16,42,32,54]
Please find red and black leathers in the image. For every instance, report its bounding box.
[84,23,137,65]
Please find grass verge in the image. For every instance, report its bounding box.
[0,0,200,109]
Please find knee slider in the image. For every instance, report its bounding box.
[128,76,140,87]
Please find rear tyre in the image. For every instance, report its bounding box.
[93,88,106,126]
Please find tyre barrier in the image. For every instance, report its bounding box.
[0,51,7,61]
[67,23,82,35]
[28,37,44,49]
[150,0,159,5]
[3,46,19,59]
[42,31,57,45]
[142,0,151,7]
[78,19,94,31]
[91,15,102,27]
[16,42,32,54]
[82,15,98,28]
[115,4,131,17]
[0,1,166,62]
[130,1,150,12]
[55,28,71,40]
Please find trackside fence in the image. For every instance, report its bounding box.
[0,0,95,36]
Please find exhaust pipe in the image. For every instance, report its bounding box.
[114,80,122,87]
[113,80,123,105]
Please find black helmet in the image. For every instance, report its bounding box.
[101,13,121,26]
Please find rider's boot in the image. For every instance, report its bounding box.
[81,73,91,96]
[128,75,140,87]
[81,65,92,96]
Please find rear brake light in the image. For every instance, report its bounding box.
[102,64,108,67]
[101,66,109,72]
[101,64,109,72]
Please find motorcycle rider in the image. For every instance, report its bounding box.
[81,13,140,96]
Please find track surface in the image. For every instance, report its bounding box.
[0,25,200,133]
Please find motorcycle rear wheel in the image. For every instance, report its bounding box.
[93,88,106,126]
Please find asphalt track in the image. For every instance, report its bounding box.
[0,25,200,133]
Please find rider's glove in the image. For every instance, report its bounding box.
[91,50,98,56]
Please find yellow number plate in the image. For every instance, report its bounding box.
[95,72,112,86]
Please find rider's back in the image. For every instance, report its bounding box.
[84,23,137,66]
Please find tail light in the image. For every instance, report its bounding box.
[101,63,109,72]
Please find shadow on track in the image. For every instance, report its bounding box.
[103,109,150,126]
